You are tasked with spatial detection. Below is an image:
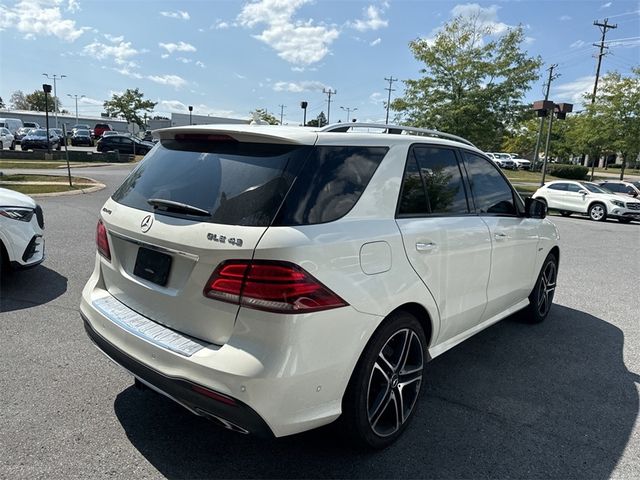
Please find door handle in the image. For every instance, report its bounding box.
[416,242,437,252]
[494,232,508,240]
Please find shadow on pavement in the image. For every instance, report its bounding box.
[114,305,638,479]
[0,265,68,312]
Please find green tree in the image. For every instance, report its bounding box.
[250,108,279,125]
[391,14,542,150]
[592,69,640,178]
[304,111,327,127]
[0,96,5,109]
[24,90,62,112]
[501,117,539,158]
[104,88,157,128]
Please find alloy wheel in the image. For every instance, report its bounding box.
[366,328,424,437]
[537,260,557,317]
[590,204,605,221]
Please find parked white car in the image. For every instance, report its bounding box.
[0,127,15,150]
[598,180,640,199]
[0,188,45,269]
[81,123,559,448]
[533,180,640,223]
[512,158,531,170]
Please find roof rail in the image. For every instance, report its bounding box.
[319,122,476,148]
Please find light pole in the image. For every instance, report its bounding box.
[300,101,308,126]
[67,94,85,124]
[42,73,66,128]
[188,105,193,125]
[340,106,357,123]
[43,84,52,153]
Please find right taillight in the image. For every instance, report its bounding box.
[96,219,111,261]
[203,260,348,314]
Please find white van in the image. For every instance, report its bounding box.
[0,118,24,136]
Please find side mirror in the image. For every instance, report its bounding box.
[578,189,588,195]
[525,197,546,219]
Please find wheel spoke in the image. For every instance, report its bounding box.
[369,386,392,427]
[376,351,395,378]
[396,330,413,374]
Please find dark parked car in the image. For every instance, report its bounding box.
[51,128,67,146]
[71,129,94,146]
[96,134,154,155]
[21,129,61,151]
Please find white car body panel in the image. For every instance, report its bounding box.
[0,188,45,267]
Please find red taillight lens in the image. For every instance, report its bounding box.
[203,260,348,314]
[96,219,111,261]
[191,384,237,406]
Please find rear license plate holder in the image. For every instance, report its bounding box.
[134,247,172,286]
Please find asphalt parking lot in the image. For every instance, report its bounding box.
[1,164,639,479]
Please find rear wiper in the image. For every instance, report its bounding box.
[147,198,211,217]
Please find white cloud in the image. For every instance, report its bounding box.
[237,0,340,66]
[0,0,89,41]
[114,68,143,79]
[83,40,141,65]
[161,53,169,59]
[104,33,124,43]
[196,61,206,68]
[350,5,388,32]
[176,57,192,64]
[369,92,384,105]
[553,75,595,104]
[273,80,328,93]
[450,3,511,35]
[212,20,230,29]
[79,96,103,106]
[600,2,612,8]
[67,0,80,13]
[160,10,190,20]
[159,41,196,54]
[560,15,572,21]
[148,74,188,89]
[234,73,247,79]
[570,39,586,48]
[157,100,236,118]
[370,37,382,46]
[524,36,535,45]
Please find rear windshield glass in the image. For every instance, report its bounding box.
[112,140,387,226]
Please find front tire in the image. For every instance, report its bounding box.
[588,202,607,222]
[525,253,557,324]
[342,311,426,449]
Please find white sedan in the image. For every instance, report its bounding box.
[532,180,640,223]
[0,188,45,269]
[512,158,531,170]
[0,127,15,150]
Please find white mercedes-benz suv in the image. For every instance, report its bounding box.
[0,187,45,270]
[80,123,559,448]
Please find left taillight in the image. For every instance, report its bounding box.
[96,219,111,261]
[203,260,348,314]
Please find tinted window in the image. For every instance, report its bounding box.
[604,183,623,192]
[548,183,567,191]
[566,183,583,192]
[413,146,468,214]
[113,141,312,226]
[463,152,517,215]
[398,155,429,215]
[274,146,388,225]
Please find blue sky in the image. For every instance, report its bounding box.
[0,0,638,124]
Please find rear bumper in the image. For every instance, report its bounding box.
[82,313,274,437]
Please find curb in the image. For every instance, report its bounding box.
[0,173,107,198]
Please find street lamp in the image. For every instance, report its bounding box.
[300,101,308,126]
[42,84,52,153]
[42,73,66,128]
[340,106,357,123]
[532,101,573,186]
[188,105,193,125]
[67,93,85,124]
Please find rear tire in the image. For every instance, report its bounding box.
[342,311,426,449]
[9,140,15,150]
[524,253,557,324]
[588,202,607,222]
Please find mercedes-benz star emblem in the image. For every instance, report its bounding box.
[141,214,153,233]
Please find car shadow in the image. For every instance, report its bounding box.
[113,305,638,479]
[0,265,68,312]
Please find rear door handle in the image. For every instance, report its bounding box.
[416,242,437,252]
[494,232,508,240]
